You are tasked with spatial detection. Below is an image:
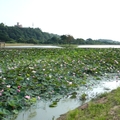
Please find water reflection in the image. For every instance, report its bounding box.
[5,45,120,49]
[15,74,120,120]
[77,45,120,48]
[5,46,62,48]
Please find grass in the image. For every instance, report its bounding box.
[4,43,60,46]
[58,44,78,48]
[4,43,35,46]
[4,43,78,48]
[57,87,120,120]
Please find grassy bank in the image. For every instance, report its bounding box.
[4,43,77,48]
[4,43,36,46]
[57,86,120,120]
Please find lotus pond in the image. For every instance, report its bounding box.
[0,48,120,120]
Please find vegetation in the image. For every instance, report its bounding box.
[0,23,120,45]
[57,87,120,120]
[0,48,120,120]
[0,23,59,44]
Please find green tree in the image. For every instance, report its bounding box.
[75,38,85,44]
[27,38,39,44]
[60,35,74,44]
[0,22,60,44]
[86,38,94,44]
[46,37,60,44]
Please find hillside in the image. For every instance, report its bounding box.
[0,23,59,44]
[97,39,120,44]
[0,23,120,45]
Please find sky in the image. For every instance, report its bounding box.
[0,0,120,41]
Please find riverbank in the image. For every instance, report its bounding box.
[57,85,120,120]
[4,43,35,46]
[3,43,62,48]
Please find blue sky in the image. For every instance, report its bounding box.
[0,0,120,41]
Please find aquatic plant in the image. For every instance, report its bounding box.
[0,48,120,119]
[80,93,87,100]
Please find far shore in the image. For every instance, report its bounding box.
[5,43,41,46]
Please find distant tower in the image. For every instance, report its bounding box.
[17,22,19,26]
[15,22,22,28]
[32,22,34,28]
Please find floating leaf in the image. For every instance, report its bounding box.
[13,110,19,114]
[49,101,58,108]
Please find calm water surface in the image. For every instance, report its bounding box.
[15,74,120,120]
[77,45,120,48]
[4,45,120,48]
[5,45,62,48]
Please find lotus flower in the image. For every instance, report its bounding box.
[25,95,30,99]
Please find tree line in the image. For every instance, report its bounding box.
[0,23,120,45]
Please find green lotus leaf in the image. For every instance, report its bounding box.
[12,109,19,114]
